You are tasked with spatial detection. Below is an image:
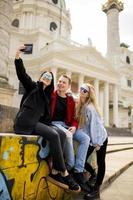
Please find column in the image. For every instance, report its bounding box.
[25,12,29,29]
[65,71,72,93]
[104,82,109,126]
[78,74,84,91]
[131,108,133,134]
[0,0,13,83]
[20,13,25,29]
[0,0,15,107]
[50,67,57,86]
[113,84,119,127]
[29,12,33,29]
[94,79,99,104]
[23,12,26,29]
[66,71,72,79]
[99,88,104,118]
[32,13,35,28]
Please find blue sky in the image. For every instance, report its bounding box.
[65,0,133,55]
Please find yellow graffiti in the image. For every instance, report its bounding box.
[0,134,72,200]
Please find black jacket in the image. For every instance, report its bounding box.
[14,58,51,134]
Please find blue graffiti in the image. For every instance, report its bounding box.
[38,137,49,159]
[0,172,12,200]
[3,147,14,160]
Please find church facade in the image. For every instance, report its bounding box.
[0,0,133,129]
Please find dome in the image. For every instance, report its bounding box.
[12,0,71,38]
[60,0,66,9]
[50,0,66,10]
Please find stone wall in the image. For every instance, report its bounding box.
[0,104,18,132]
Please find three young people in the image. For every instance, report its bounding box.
[14,46,108,198]
[14,46,80,193]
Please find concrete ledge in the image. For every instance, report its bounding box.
[101,161,133,191]
[101,148,133,191]
[107,147,133,154]
[0,133,72,200]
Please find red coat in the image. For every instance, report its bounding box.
[51,91,78,128]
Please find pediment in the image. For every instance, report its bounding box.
[60,46,116,73]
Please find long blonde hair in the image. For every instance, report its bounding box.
[76,83,101,127]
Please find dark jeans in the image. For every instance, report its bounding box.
[85,138,108,186]
[34,122,67,172]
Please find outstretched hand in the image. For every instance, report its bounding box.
[15,45,26,59]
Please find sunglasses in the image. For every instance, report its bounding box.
[41,72,52,81]
[80,87,89,93]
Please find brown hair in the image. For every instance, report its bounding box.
[60,74,71,85]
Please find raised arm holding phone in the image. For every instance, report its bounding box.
[14,46,80,193]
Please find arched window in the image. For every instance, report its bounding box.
[50,22,57,31]
[12,19,19,28]
[126,56,130,64]
[127,80,132,87]
[52,0,58,4]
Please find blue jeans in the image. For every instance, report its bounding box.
[51,121,75,170]
[73,128,90,172]
[52,121,90,172]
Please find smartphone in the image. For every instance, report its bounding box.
[20,44,33,54]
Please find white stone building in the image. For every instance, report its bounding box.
[1,0,133,129]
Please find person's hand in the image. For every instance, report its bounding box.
[15,45,26,59]
[68,126,76,134]
[95,145,101,151]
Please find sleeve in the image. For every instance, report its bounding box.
[71,118,78,129]
[86,106,105,146]
[71,99,78,128]
[14,58,36,91]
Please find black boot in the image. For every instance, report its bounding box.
[73,172,91,193]
[85,162,97,187]
[62,174,81,193]
[86,173,97,187]
[84,185,100,200]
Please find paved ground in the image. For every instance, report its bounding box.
[103,149,133,188]
[108,136,133,144]
[101,164,133,200]
[73,136,133,200]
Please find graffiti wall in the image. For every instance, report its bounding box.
[0,133,72,200]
